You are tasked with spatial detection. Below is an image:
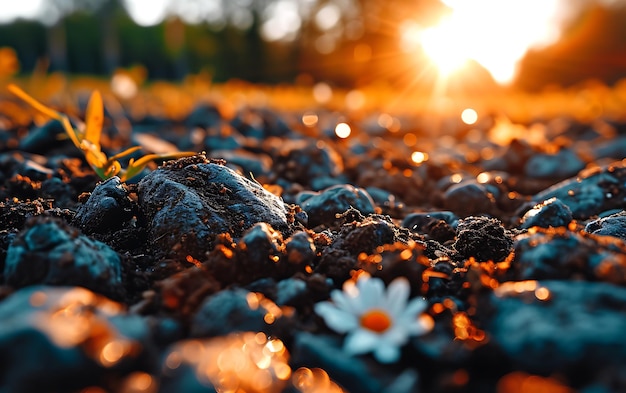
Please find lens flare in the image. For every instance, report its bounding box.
[411,0,571,84]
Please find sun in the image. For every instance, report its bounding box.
[418,16,471,77]
[405,0,569,85]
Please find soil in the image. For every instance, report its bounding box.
[1,88,626,393]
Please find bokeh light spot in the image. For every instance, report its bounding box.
[122,0,169,27]
[302,112,319,127]
[313,82,333,104]
[315,3,341,31]
[335,123,351,139]
[411,151,428,164]
[461,108,478,125]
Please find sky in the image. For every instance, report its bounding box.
[2,0,626,86]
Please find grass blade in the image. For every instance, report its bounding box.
[84,90,103,146]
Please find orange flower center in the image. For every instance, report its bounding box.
[360,309,392,333]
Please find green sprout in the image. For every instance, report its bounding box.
[8,83,196,182]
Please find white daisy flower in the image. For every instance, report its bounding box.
[314,273,434,363]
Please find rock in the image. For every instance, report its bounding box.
[0,198,47,231]
[365,186,405,216]
[4,217,124,299]
[155,265,221,318]
[402,211,458,242]
[17,159,54,182]
[274,277,308,306]
[585,210,626,241]
[591,135,626,161]
[190,288,286,338]
[273,139,344,189]
[485,280,626,378]
[520,197,573,229]
[18,119,67,154]
[453,216,513,262]
[209,149,273,180]
[137,156,290,260]
[482,138,535,174]
[184,103,222,129]
[0,285,153,393]
[401,211,459,233]
[342,214,401,253]
[284,231,317,266]
[298,184,375,228]
[41,177,76,207]
[204,223,304,286]
[70,177,144,252]
[72,176,134,234]
[316,214,415,283]
[202,127,244,151]
[513,229,626,284]
[443,180,497,217]
[524,148,585,180]
[532,163,626,220]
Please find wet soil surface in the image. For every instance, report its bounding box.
[1,94,626,393]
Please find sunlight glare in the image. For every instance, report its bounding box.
[0,0,44,23]
[415,0,569,84]
[315,3,341,31]
[420,19,470,76]
[260,0,302,42]
[123,0,170,27]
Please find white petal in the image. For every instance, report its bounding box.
[373,344,401,364]
[381,325,410,346]
[314,302,359,333]
[385,277,410,317]
[343,329,379,355]
[402,297,428,319]
[359,276,386,308]
[330,289,359,314]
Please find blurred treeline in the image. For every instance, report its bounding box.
[1,0,626,90]
[0,6,282,83]
[0,0,437,86]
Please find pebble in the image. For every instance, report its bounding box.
[443,180,498,217]
[0,285,152,392]
[520,197,573,229]
[402,211,458,241]
[274,139,344,189]
[184,103,222,129]
[524,148,585,180]
[532,163,626,219]
[584,210,626,241]
[453,216,513,262]
[137,156,290,260]
[284,231,317,266]
[298,184,375,228]
[486,280,626,379]
[513,229,626,284]
[72,176,134,234]
[4,217,124,299]
[190,288,285,338]
[18,119,68,154]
